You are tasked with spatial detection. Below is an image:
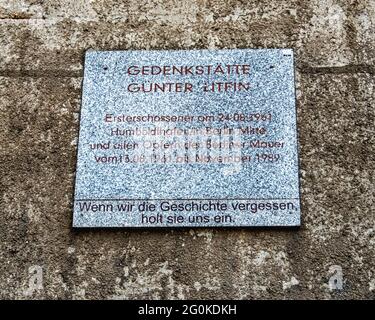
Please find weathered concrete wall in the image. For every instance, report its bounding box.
[0,0,374,299]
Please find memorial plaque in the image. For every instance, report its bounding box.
[73,49,301,228]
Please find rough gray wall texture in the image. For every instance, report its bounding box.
[0,0,374,299]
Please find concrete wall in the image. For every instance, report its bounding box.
[0,0,374,299]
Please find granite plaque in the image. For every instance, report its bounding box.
[73,49,301,228]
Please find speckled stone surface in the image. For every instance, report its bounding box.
[73,49,300,227]
[0,0,374,299]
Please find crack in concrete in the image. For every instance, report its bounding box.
[298,64,375,75]
[0,64,373,79]
[0,69,82,78]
